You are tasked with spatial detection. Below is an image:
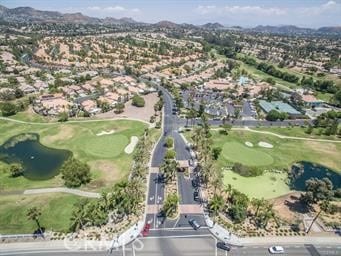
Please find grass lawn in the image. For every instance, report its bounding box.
[223,171,290,199]
[0,119,147,192]
[185,128,341,198]
[0,193,86,234]
[222,141,274,166]
[252,126,341,141]
[211,130,341,172]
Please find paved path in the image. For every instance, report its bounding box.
[0,116,152,127]
[23,187,100,198]
[210,127,341,143]
[238,127,341,143]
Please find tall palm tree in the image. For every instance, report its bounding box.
[306,200,331,234]
[210,166,223,196]
[251,198,265,217]
[27,207,43,235]
[160,159,178,183]
[209,194,224,221]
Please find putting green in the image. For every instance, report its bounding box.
[224,171,290,199]
[222,142,274,166]
[83,134,129,158]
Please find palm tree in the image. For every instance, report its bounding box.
[210,166,223,196]
[306,200,331,234]
[27,207,43,235]
[251,198,265,217]
[160,159,178,183]
[209,194,224,221]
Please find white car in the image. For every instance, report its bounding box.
[269,246,284,254]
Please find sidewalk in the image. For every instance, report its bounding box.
[203,213,242,246]
[241,235,341,245]
[23,187,100,198]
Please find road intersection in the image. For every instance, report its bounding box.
[1,86,340,255]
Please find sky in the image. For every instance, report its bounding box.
[1,0,341,28]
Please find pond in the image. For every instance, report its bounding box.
[290,161,341,191]
[0,133,71,180]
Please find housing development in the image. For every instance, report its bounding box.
[0,1,340,256]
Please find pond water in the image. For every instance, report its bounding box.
[0,133,71,180]
[290,161,341,191]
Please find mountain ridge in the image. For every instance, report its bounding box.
[0,4,340,35]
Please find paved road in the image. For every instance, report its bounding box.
[177,118,312,128]
[1,236,340,256]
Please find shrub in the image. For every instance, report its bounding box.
[165,136,174,148]
[165,149,176,159]
[9,163,24,177]
[0,102,17,116]
[232,163,263,177]
[132,95,145,107]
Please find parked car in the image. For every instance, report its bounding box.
[188,218,201,230]
[216,242,231,251]
[268,246,284,254]
[191,179,199,188]
[193,191,199,201]
[141,223,151,237]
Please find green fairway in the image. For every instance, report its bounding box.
[209,130,341,172]
[0,193,84,234]
[224,171,290,199]
[0,119,147,191]
[83,134,129,158]
[185,128,341,199]
[222,141,274,166]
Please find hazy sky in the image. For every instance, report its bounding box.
[1,0,341,28]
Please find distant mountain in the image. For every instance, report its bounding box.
[155,20,179,28]
[102,17,137,25]
[250,25,341,35]
[251,25,314,34]
[0,4,340,35]
[201,22,225,30]
[317,26,341,34]
[0,4,136,25]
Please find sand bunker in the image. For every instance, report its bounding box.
[124,136,139,154]
[245,141,254,147]
[258,141,274,148]
[96,130,115,136]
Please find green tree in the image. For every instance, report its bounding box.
[165,149,176,159]
[58,111,68,122]
[114,103,125,114]
[132,95,145,107]
[221,124,232,135]
[27,207,43,234]
[61,157,91,188]
[0,102,17,116]
[209,194,224,220]
[163,193,179,218]
[266,110,281,121]
[165,136,174,148]
[160,159,178,182]
[211,147,222,160]
[9,163,24,177]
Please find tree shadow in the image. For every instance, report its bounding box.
[33,227,45,238]
[284,195,310,214]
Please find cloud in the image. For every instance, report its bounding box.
[195,4,286,16]
[86,5,140,14]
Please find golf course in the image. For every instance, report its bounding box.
[191,128,341,199]
[0,117,157,234]
[0,118,148,191]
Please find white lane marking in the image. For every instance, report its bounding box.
[140,234,213,240]
[149,226,209,231]
[212,234,218,256]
